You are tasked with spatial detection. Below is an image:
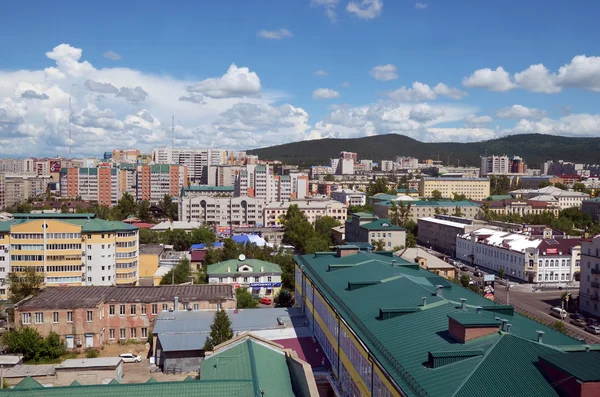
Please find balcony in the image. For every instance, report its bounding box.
[592,281,600,289]
[592,268,600,275]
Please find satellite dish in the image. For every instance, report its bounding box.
[238,254,246,261]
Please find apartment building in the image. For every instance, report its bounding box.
[117,163,137,197]
[0,213,140,300]
[510,186,589,209]
[60,168,120,206]
[179,195,265,228]
[180,185,235,198]
[152,147,227,184]
[206,165,241,187]
[344,212,406,250]
[0,173,51,209]
[374,199,482,222]
[14,285,235,349]
[335,159,354,175]
[456,228,581,284]
[419,177,491,200]
[480,155,510,176]
[264,199,347,226]
[331,189,367,206]
[234,164,275,202]
[111,149,140,163]
[580,235,600,317]
[294,246,583,397]
[274,172,309,201]
[136,164,188,203]
[417,216,485,256]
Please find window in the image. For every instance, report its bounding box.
[141,328,148,338]
[87,311,93,322]
[67,311,73,323]
[244,277,249,283]
[162,304,168,311]
[268,276,272,282]
[35,312,43,324]
[109,305,115,315]
[101,266,105,271]
[193,303,199,310]
[255,277,260,282]
[120,328,126,339]
[109,329,115,339]
[87,245,91,249]
[53,312,59,323]
[141,305,146,315]
[130,328,137,338]
[120,305,126,315]
[151,304,157,315]
[22,313,31,324]
[130,305,136,315]
[87,256,92,261]
[218,277,223,283]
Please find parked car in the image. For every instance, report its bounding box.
[120,353,142,363]
[570,318,586,327]
[586,318,599,326]
[570,313,585,320]
[460,266,469,271]
[550,307,567,319]
[473,271,483,277]
[259,297,272,305]
[584,325,600,334]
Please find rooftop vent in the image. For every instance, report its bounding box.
[536,330,544,344]
[436,285,444,297]
[460,298,467,311]
[379,307,419,320]
[422,297,427,307]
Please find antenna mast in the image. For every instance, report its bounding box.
[171,114,174,150]
[68,97,72,158]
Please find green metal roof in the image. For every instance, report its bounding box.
[485,195,513,201]
[150,164,173,173]
[351,212,377,218]
[345,242,374,251]
[539,352,600,381]
[13,377,43,390]
[295,250,582,397]
[379,200,481,208]
[448,313,502,327]
[360,219,405,231]
[397,188,418,193]
[12,213,97,219]
[79,167,98,175]
[146,377,158,384]
[69,380,81,386]
[207,258,282,275]
[200,339,295,397]
[108,379,119,385]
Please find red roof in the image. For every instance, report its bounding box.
[131,222,155,229]
[273,337,330,368]
[538,238,581,255]
[191,251,206,262]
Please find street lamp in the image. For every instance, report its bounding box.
[506,270,516,305]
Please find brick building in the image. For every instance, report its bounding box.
[14,285,236,350]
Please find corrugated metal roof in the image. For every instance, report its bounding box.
[360,219,405,231]
[13,377,43,390]
[159,333,207,352]
[539,352,600,382]
[448,313,502,327]
[207,258,281,275]
[57,357,122,369]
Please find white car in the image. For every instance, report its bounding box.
[120,353,142,363]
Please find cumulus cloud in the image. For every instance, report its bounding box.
[389,82,466,102]
[116,86,148,103]
[514,64,560,93]
[370,64,398,81]
[462,66,516,91]
[179,95,206,104]
[409,104,444,122]
[501,113,600,138]
[103,51,122,61]
[464,114,492,127]
[84,79,119,94]
[415,2,428,9]
[21,90,49,100]
[311,0,340,22]
[187,64,261,99]
[315,70,328,77]
[312,88,341,99]
[496,104,547,120]
[257,28,293,40]
[346,0,383,20]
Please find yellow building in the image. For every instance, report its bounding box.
[419,177,490,200]
[0,213,139,299]
[138,244,164,285]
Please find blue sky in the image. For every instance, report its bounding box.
[1,0,600,157]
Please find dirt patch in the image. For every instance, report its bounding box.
[120,360,194,384]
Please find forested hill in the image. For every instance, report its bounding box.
[248,134,600,167]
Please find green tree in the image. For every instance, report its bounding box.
[203,309,234,351]
[139,228,158,244]
[324,174,335,181]
[498,268,505,279]
[405,232,417,248]
[573,182,589,193]
[191,227,217,245]
[538,181,553,188]
[453,206,464,217]
[159,194,178,220]
[460,275,471,288]
[281,204,317,254]
[8,268,44,303]
[367,178,394,197]
[348,204,374,214]
[160,258,192,285]
[274,289,294,307]
[221,238,243,260]
[236,288,258,309]
[114,192,137,220]
[314,216,341,242]
[490,175,511,195]
[2,327,42,361]
[304,236,330,254]
[60,203,69,214]
[373,239,386,251]
[194,267,208,284]
[431,190,443,200]
[137,200,152,222]
[452,193,468,201]
[554,182,568,190]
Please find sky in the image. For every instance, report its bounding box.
[1,0,600,157]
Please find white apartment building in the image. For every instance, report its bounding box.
[480,155,510,176]
[580,236,600,316]
[456,228,581,284]
[152,147,227,183]
[381,160,395,172]
[179,195,265,228]
[510,186,589,210]
[331,189,367,207]
[393,157,419,169]
[336,159,354,175]
[235,164,276,202]
[264,199,347,226]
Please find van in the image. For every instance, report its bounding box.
[550,307,567,319]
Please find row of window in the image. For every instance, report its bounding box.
[12,266,44,272]
[47,276,81,284]
[47,265,81,272]
[116,271,137,279]
[116,252,137,258]
[116,261,138,269]
[47,233,81,239]
[11,255,43,261]
[47,243,82,250]
[48,255,81,261]
[11,245,43,251]
[109,327,148,340]
[217,276,271,283]
[116,241,137,248]
[117,232,137,237]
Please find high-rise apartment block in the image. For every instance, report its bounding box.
[136,164,187,203]
[60,167,121,206]
[339,151,358,163]
[480,155,527,176]
[111,149,141,163]
[234,165,308,203]
[152,147,227,184]
[0,173,51,209]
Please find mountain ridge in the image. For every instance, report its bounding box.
[248,134,600,167]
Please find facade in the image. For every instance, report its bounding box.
[295,246,585,397]
[264,199,347,226]
[330,189,367,206]
[510,186,589,209]
[456,228,581,284]
[484,198,561,217]
[179,195,265,228]
[0,173,51,209]
[181,185,235,198]
[206,165,241,187]
[207,257,282,298]
[374,200,482,223]
[419,177,491,200]
[60,167,120,206]
[541,160,583,176]
[345,212,406,250]
[582,198,600,222]
[14,285,235,349]
[417,216,485,256]
[480,155,510,176]
[580,235,600,317]
[0,213,139,298]
[136,164,188,203]
[335,159,354,175]
[398,247,456,279]
[152,147,227,184]
[111,149,140,163]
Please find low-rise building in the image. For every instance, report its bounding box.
[417,216,486,256]
[483,198,561,217]
[419,177,491,200]
[510,186,589,209]
[232,226,284,246]
[150,220,202,232]
[14,285,236,349]
[397,247,456,279]
[580,235,600,317]
[345,212,406,250]
[581,198,600,222]
[264,199,347,226]
[207,256,282,298]
[330,189,367,206]
[374,200,482,223]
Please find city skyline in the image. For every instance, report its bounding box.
[2,1,600,157]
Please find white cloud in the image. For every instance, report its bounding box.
[179,95,206,104]
[389,81,466,102]
[315,70,328,77]
[370,64,398,81]
[311,0,340,22]
[21,90,49,100]
[409,103,444,122]
[462,66,516,91]
[346,0,383,20]
[187,64,261,99]
[556,55,600,91]
[116,86,148,103]
[257,28,293,40]
[502,113,600,138]
[103,51,122,61]
[415,2,428,9]
[85,79,119,94]
[496,104,547,120]
[464,114,492,127]
[514,64,560,93]
[312,88,341,99]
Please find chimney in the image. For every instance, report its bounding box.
[227,267,231,273]
[506,324,512,333]
[536,330,544,344]
[261,266,264,272]
[585,345,590,352]
[174,296,179,312]
[500,319,509,332]
[460,298,467,311]
[391,260,397,267]
[436,285,443,297]
[476,306,482,314]
[422,297,427,307]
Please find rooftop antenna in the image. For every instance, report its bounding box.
[171,114,174,150]
[68,97,72,158]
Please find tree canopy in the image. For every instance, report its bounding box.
[203,309,234,351]
[9,268,43,303]
[160,258,192,285]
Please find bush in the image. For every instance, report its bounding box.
[2,328,66,362]
[274,289,294,307]
[86,348,99,358]
[236,288,258,309]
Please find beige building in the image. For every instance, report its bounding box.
[485,199,561,217]
[0,173,51,209]
[264,199,347,226]
[510,185,589,210]
[398,247,456,279]
[419,177,491,200]
[374,200,482,223]
[179,195,266,230]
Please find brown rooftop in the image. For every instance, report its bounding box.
[139,243,165,255]
[17,285,235,310]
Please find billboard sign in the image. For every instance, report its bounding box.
[483,274,495,301]
[50,160,61,173]
[249,282,281,288]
